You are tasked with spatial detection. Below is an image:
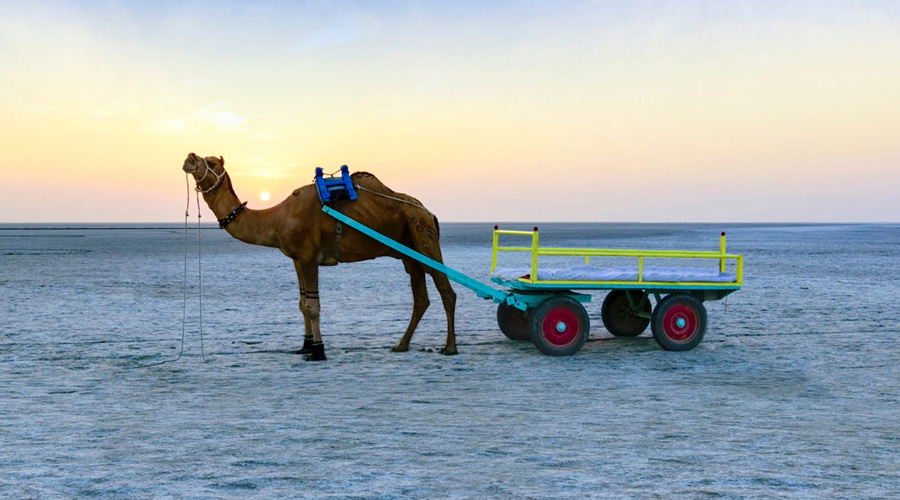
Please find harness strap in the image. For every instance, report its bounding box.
[335,220,343,262]
[333,200,345,262]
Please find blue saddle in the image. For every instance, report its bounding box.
[315,165,358,204]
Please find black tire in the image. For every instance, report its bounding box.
[651,294,707,351]
[497,302,531,341]
[529,296,590,356]
[601,290,651,337]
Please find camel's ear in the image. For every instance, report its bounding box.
[219,156,224,166]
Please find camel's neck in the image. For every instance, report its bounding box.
[203,176,280,248]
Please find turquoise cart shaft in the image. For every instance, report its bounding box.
[321,206,526,310]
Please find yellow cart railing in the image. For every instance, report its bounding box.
[491,227,743,291]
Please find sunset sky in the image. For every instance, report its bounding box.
[1,0,898,223]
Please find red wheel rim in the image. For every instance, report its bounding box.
[541,307,581,347]
[662,304,699,343]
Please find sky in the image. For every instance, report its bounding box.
[0,0,898,223]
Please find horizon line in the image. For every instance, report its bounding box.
[1,221,898,228]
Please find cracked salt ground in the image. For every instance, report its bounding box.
[1,223,899,498]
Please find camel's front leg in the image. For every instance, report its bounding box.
[293,261,315,355]
[295,289,315,355]
[294,260,326,361]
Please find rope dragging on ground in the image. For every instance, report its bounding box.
[131,174,212,368]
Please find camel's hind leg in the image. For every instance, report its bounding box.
[392,258,430,353]
[405,213,457,355]
[428,269,457,355]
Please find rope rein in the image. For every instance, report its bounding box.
[132,174,212,368]
[196,186,211,362]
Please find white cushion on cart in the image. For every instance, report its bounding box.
[492,265,737,283]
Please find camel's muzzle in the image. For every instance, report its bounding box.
[183,153,200,174]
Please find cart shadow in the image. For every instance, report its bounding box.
[582,334,660,353]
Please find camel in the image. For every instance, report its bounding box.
[182,153,457,361]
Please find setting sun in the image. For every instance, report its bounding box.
[259,191,270,202]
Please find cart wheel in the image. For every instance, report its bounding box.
[529,296,589,356]
[651,294,707,351]
[497,302,531,341]
[601,290,651,337]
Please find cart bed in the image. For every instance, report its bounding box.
[493,265,737,284]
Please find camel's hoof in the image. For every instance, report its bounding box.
[391,344,409,353]
[304,343,326,361]
[295,337,315,355]
[440,346,458,356]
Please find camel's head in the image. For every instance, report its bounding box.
[183,153,226,194]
